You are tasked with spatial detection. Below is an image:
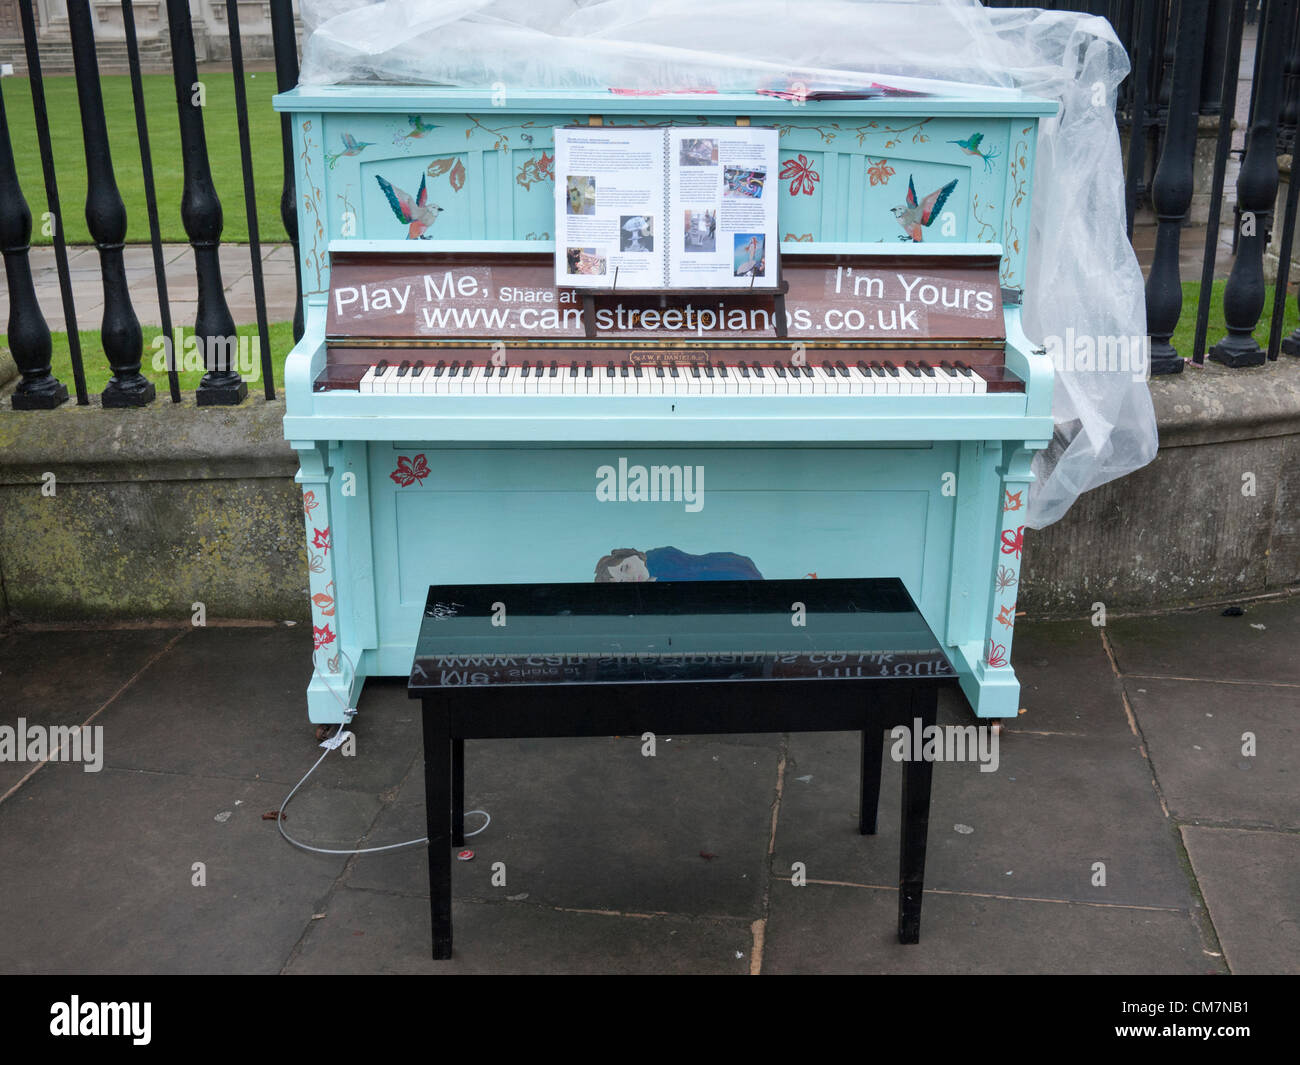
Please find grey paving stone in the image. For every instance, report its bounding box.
[0,765,367,974]
[349,732,783,918]
[1181,826,1300,974]
[1105,597,1300,685]
[284,885,753,974]
[1128,678,1299,828]
[0,627,182,795]
[761,881,1215,974]
[89,627,421,794]
[773,725,1196,909]
[1010,619,1131,737]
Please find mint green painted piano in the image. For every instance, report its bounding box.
[274,86,1057,724]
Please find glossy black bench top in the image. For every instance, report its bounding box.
[409,578,954,689]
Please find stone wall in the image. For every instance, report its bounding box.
[2,351,1299,624]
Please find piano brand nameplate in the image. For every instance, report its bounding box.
[327,250,1004,345]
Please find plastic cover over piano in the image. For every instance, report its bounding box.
[296,0,1157,529]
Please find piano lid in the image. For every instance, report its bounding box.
[324,248,1005,348]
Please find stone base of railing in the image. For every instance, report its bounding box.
[1,349,1299,623]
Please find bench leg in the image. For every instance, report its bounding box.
[422,701,453,959]
[452,737,465,848]
[859,725,884,834]
[898,685,937,944]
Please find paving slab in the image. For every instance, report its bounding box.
[760,881,1215,974]
[347,732,783,918]
[773,724,1196,910]
[92,627,423,795]
[285,885,753,974]
[0,764,367,974]
[0,627,182,795]
[1105,597,1300,685]
[1128,678,1300,828]
[1009,619,1131,737]
[1181,825,1300,975]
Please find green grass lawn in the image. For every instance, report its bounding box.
[12,321,296,397]
[1170,280,1298,359]
[2,72,286,246]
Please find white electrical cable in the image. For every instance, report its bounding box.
[275,649,491,856]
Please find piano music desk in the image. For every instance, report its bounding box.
[408,578,958,960]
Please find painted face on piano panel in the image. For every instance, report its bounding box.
[607,555,653,583]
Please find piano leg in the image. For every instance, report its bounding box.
[859,725,884,835]
[898,684,937,944]
[422,701,453,959]
[452,738,465,848]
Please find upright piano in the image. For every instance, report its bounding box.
[273,86,1056,724]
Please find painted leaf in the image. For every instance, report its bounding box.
[449,160,467,192]
[312,624,336,650]
[311,526,332,553]
[987,639,1007,668]
[303,490,319,519]
[779,154,820,196]
[426,157,455,177]
[390,453,431,487]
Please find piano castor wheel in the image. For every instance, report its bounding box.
[315,723,339,743]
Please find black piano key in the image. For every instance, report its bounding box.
[607,361,616,377]
[570,361,579,377]
[739,362,751,377]
[940,359,956,372]
[801,365,814,378]
[669,364,680,378]
[775,362,787,377]
[433,360,446,376]
[620,361,630,378]
[633,364,644,377]
[835,360,850,378]
[753,362,766,377]
[691,364,701,377]
[883,361,899,377]
[822,360,834,375]
[904,360,920,376]
[396,359,411,377]
[918,361,936,377]
[585,361,594,377]
[412,360,425,375]
[463,360,474,373]
[856,360,870,375]
[374,359,389,375]
[483,365,494,378]
[448,360,461,377]
[655,364,665,377]
[954,360,974,377]
[549,361,558,377]
[704,364,715,378]
[718,362,729,377]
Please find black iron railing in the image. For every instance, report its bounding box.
[2,0,1299,410]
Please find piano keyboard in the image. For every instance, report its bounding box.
[357,358,988,396]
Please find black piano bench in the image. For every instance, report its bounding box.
[408,578,958,961]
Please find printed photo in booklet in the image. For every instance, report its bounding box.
[554,125,779,290]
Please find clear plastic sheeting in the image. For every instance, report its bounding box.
[298,0,1159,528]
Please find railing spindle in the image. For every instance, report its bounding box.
[1210,0,1289,367]
[226,0,275,399]
[1125,0,1160,237]
[1147,0,1207,374]
[271,0,304,343]
[1,79,67,410]
[122,0,179,403]
[18,0,87,405]
[166,0,246,405]
[69,0,154,407]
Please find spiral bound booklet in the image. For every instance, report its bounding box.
[554,125,779,290]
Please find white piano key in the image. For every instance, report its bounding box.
[359,364,380,393]
[374,365,398,394]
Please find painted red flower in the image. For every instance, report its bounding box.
[986,639,1007,668]
[780,154,820,196]
[311,526,331,553]
[391,454,430,487]
[866,157,895,186]
[312,624,336,650]
[1000,525,1025,559]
